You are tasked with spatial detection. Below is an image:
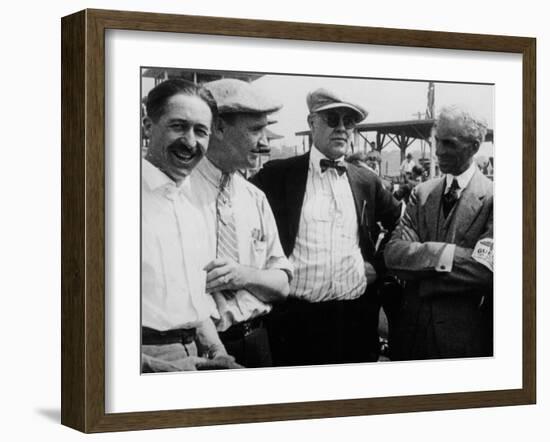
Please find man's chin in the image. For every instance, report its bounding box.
[438,165,456,175]
[327,145,347,159]
[168,162,199,182]
[247,155,261,169]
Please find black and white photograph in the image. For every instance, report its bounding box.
[140,67,494,373]
[3,0,542,437]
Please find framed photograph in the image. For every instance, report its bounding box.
[61,9,536,433]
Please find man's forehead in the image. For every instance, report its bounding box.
[161,95,211,120]
[435,122,466,139]
[164,93,207,110]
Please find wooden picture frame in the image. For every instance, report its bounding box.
[61,8,536,433]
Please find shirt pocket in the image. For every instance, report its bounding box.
[250,238,268,269]
[305,191,334,222]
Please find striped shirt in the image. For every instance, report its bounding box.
[187,158,293,331]
[289,146,367,302]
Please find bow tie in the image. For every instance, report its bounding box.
[320,159,347,176]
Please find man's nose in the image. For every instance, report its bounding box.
[334,116,346,131]
[180,130,196,148]
[258,131,269,147]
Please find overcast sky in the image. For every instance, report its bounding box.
[142,71,494,157]
[252,73,494,155]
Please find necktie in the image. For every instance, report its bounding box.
[216,173,239,263]
[442,178,460,218]
[320,159,347,176]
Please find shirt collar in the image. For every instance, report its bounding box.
[309,145,346,176]
[142,159,179,191]
[445,160,476,192]
[196,156,230,189]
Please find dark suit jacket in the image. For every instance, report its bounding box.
[384,168,493,359]
[250,152,402,274]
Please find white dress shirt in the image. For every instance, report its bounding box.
[289,145,367,302]
[187,158,293,332]
[444,160,477,198]
[141,160,217,331]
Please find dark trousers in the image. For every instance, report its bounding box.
[388,286,493,361]
[267,293,381,367]
[218,318,272,368]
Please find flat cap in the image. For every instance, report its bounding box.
[204,79,282,115]
[307,88,368,122]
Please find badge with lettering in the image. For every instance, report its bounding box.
[472,238,493,272]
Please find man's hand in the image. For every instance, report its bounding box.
[364,261,378,285]
[195,354,244,370]
[204,258,255,293]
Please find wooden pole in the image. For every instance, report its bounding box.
[429,137,436,178]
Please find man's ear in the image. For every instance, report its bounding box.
[471,140,481,155]
[307,114,315,130]
[211,117,226,141]
[142,117,153,139]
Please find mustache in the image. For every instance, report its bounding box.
[250,148,271,154]
[167,138,205,155]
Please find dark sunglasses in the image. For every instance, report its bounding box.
[318,112,357,129]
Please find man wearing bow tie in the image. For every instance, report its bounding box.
[251,88,401,366]
[384,106,494,360]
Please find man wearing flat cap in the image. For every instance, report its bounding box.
[186,79,292,368]
[251,88,401,366]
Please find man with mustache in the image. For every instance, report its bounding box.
[251,88,401,366]
[185,79,292,368]
[384,106,494,360]
[141,79,238,372]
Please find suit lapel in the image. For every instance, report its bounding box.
[345,164,378,260]
[346,164,368,227]
[451,169,486,242]
[285,153,309,247]
[425,178,446,240]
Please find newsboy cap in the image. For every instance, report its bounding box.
[204,79,282,115]
[307,88,368,122]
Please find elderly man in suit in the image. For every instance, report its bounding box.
[251,88,401,366]
[384,106,493,360]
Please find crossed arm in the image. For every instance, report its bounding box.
[384,187,493,297]
[204,258,290,303]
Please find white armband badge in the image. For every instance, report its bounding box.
[472,238,493,272]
